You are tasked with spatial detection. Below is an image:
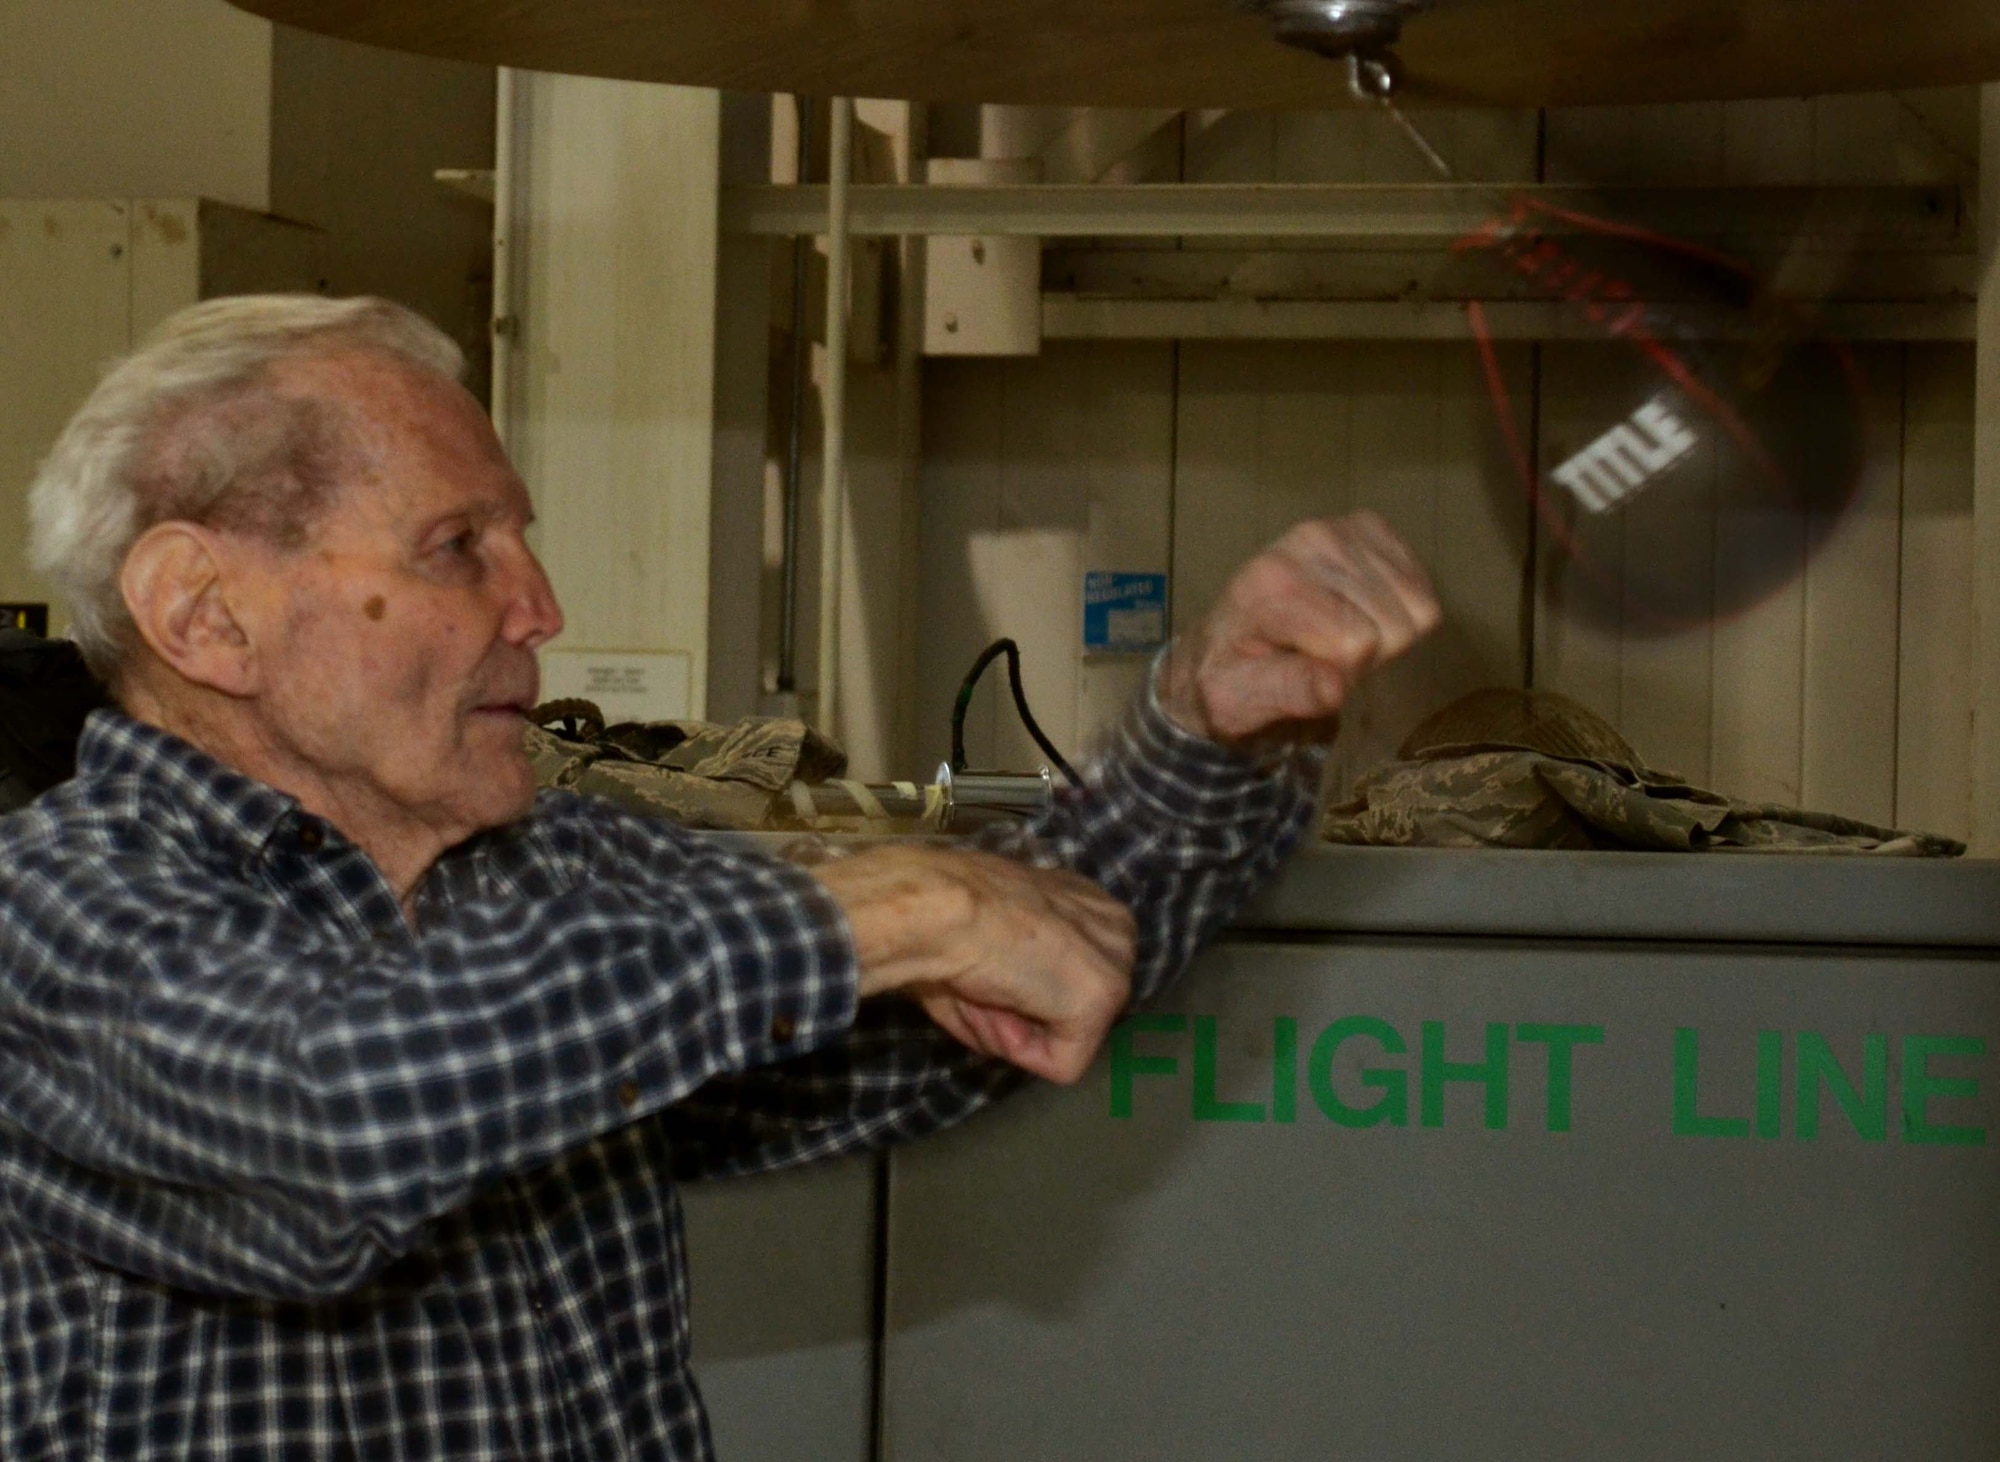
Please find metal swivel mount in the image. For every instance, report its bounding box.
[1244,0,1432,56]
[1243,0,1454,166]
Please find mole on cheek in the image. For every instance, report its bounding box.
[363,596,387,622]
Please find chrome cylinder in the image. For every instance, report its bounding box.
[935,764,1055,826]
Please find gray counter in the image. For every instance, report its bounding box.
[879,847,2000,1462]
[1235,844,2000,946]
[684,1154,878,1462]
[676,846,2000,1460]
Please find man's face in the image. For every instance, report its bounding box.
[240,350,563,845]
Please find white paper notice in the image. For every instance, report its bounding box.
[538,649,694,724]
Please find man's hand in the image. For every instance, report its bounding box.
[1161,511,1442,747]
[810,845,1135,1084]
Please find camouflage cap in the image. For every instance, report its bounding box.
[1397,687,1643,769]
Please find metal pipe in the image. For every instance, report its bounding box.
[769,766,1055,831]
[777,97,812,692]
[935,766,1056,821]
[815,96,854,737]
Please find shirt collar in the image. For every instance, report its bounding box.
[76,707,309,859]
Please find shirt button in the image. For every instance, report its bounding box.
[615,1080,640,1109]
[296,823,325,851]
[770,1016,797,1045]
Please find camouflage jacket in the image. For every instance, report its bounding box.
[525,708,851,831]
[1323,751,1964,856]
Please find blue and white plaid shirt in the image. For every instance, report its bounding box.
[0,683,1318,1461]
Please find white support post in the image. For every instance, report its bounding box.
[489,67,520,450]
[815,97,855,738]
[506,75,722,721]
[1975,85,2000,855]
[705,92,778,723]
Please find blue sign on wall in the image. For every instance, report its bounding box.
[1083,572,1168,653]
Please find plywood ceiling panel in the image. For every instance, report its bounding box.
[228,0,2000,110]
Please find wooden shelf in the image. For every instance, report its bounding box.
[723,182,1965,248]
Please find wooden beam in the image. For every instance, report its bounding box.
[1975,85,2000,856]
[1041,295,1975,342]
[723,182,1964,247]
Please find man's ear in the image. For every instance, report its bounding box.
[119,523,260,697]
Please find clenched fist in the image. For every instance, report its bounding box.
[810,845,1135,1084]
[1162,512,1442,747]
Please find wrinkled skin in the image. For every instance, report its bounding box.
[1161,512,1442,748]
[238,356,564,862]
[120,349,564,910]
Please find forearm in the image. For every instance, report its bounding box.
[675,513,1429,1175]
[982,658,1324,1002]
[667,666,1322,1181]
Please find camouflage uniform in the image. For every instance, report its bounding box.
[1322,688,1964,856]
[526,704,850,831]
[525,703,949,835]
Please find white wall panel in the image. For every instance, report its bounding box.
[0,202,131,617]
[1898,344,1978,843]
[1173,106,1539,797]
[1536,92,1980,827]
[912,92,1982,838]
[0,199,315,625]
[1174,339,1529,798]
[268,27,497,377]
[1973,85,2000,856]
[0,0,271,210]
[917,344,1174,777]
[505,75,721,717]
[1801,347,1904,825]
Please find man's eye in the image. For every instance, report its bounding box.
[439,530,477,556]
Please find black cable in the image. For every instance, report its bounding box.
[949,638,1080,785]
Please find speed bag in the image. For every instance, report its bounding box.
[1457,194,1868,636]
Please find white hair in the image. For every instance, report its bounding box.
[28,294,466,681]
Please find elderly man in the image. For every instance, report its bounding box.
[0,295,1438,1461]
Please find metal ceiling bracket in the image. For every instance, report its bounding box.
[1243,0,1434,60]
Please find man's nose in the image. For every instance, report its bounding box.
[499,541,564,650]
